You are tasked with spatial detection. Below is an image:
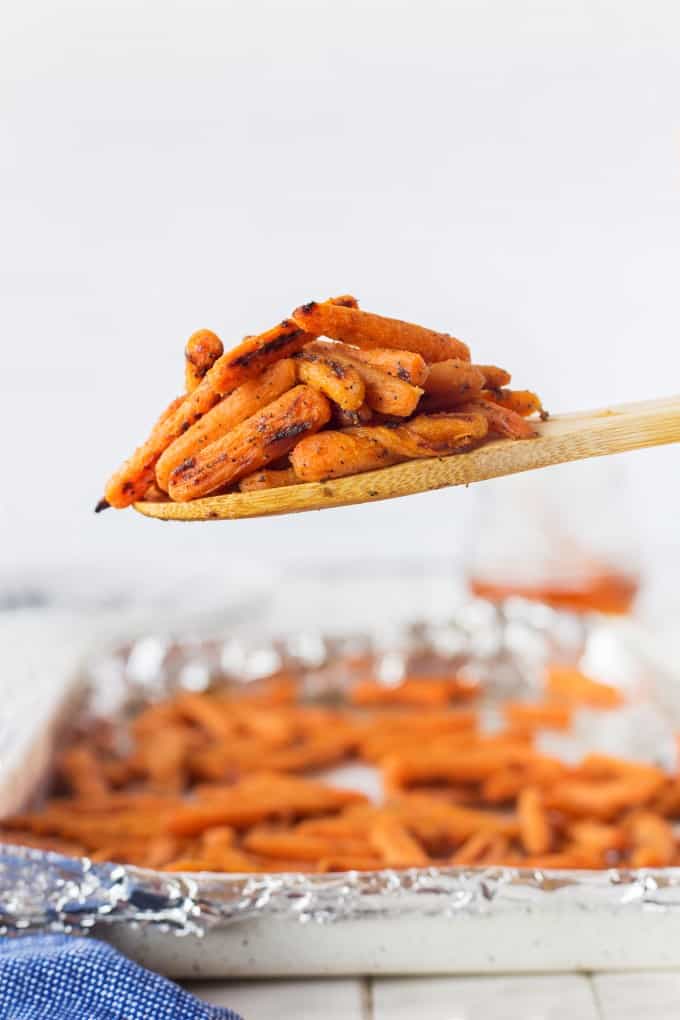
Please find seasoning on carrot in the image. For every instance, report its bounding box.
[155,359,296,491]
[168,385,331,500]
[292,300,471,363]
[184,329,224,392]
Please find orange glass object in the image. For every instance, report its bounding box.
[466,460,641,616]
[470,567,638,615]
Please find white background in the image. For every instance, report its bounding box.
[1,0,679,597]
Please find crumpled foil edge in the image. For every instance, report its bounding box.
[3,846,680,937]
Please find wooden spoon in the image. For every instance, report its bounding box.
[133,395,680,522]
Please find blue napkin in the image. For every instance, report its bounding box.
[0,934,242,1020]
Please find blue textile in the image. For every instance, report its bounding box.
[0,934,242,1020]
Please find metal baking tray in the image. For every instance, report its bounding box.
[2,600,680,977]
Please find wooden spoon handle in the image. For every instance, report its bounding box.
[134,395,680,521]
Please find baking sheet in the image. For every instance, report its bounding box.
[3,600,680,976]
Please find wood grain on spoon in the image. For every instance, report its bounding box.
[133,395,680,521]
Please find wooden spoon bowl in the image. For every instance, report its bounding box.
[133,396,680,522]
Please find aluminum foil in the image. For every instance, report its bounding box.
[2,598,680,937]
[5,847,680,938]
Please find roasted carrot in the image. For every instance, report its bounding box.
[567,821,627,853]
[138,725,198,793]
[144,834,185,869]
[164,803,275,837]
[455,398,537,439]
[174,693,237,740]
[98,393,185,507]
[477,365,512,389]
[155,359,296,491]
[90,834,183,868]
[200,826,236,853]
[193,296,351,400]
[243,829,370,861]
[207,321,312,393]
[261,731,356,773]
[626,811,675,867]
[546,666,624,709]
[305,340,423,416]
[361,710,478,735]
[140,481,169,502]
[168,776,365,836]
[299,813,379,842]
[450,830,509,865]
[168,385,331,501]
[480,769,526,804]
[395,795,519,841]
[325,344,429,386]
[383,743,533,787]
[6,807,174,845]
[294,349,365,411]
[385,412,488,453]
[184,329,224,392]
[421,360,485,405]
[517,787,552,855]
[362,735,475,764]
[291,431,400,481]
[188,737,286,780]
[521,754,568,785]
[292,301,471,363]
[164,848,256,872]
[574,754,664,783]
[358,714,478,761]
[331,403,374,428]
[58,747,109,799]
[350,677,468,708]
[503,701,573,734]
[651,780,680,818]
[368,816,429,867]
[545,775,664,821]
[239,467,300,491]
[481,389,544,418]
[326,294,359,309]
[290,412,487,482]
[104,320,311,507]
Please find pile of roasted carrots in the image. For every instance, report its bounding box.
[100,296,544,507]
[5,663,680,873]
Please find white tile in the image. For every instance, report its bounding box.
[373,975,598,1020]
[592,972,680,1020]
[187,978,365,1020]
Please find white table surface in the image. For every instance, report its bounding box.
[187,972,680,1019]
